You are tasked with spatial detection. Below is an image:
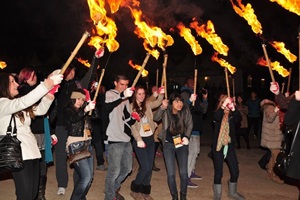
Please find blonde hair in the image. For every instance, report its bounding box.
[216,94,228,111]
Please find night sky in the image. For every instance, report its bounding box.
[0,0,299,86]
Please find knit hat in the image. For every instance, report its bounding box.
[70,89,86,99]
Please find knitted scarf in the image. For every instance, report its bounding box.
[216,109,231,155]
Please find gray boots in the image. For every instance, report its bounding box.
[213,182,245,200]
[228,181,245,200]
[213,184,222,200]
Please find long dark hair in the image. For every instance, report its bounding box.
[0,73,13,99]
[131,85,146,118]
[167,93,187,135]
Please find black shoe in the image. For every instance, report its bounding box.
[152,165,160,171]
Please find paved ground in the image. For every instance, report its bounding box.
[1,112,299,199]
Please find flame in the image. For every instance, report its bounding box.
[87,0,119,52]
[107,0,122,13]
[128,60,148,77]
[269,41,297,63]
[0,61,7,69]
[230,0,263,35]
[177,22,202,55]
[130,8,174,59]
[269,0,300,16]
[257,57,290,77]
[75,57,91,68]
[211,52,236,74]
[190,20,229,56]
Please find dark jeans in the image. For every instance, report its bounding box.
[163,142,188,196]
[248,117,260,137]
[236,127,250,148]
[12,159,40,200]
[92,123,105,166]
[70,145,94,200]
[132,135,155,185]
[212,143,239,184]
[54,126,69,188]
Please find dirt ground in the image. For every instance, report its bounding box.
[1,114,299,200]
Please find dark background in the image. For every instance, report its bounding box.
[0,0,299,93]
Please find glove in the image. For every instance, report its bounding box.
[158,86,165,94]
[131,112,140,122]
[152,91,158,98]
[285,92,290,97]
[222,97,232,109]
[48,85,60,95]
[95,48,105,58]
[274,106,280,113]
[83,89,91,102]
[189,94,197,102]
[50,69,63,85]
[270,82,280,95]
[84,101,96,112]
[181,137,189,145]
[51,134,58,146]
[123,87,134,98]
[295,91,300,101]
[137,140,146,148]
[92,81,99,89]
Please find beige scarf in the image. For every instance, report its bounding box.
[216,109,231,152]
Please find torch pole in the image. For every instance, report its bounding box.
[225,68,230,97]
[262,44,275,82]
[298,29,300,89]
[232,75,235,98]
[131,53,150,87]
[281,83,285,94]
[156,69,159,88]
[287,68,292,92]
[192,69,198,106]
[60,31,90,75]
[162,53,168,99]
[89,68,105,115]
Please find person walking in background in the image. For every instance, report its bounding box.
[64,88,96,199]
[260,99,284,184]
[53,66,80,195]
[147,85,163,172]
[235,94,250,149]
[180,77,208,188]
[153,93,193,200]
[246,91,261,140]
[0,70,62,200]
[212,95,244,200]
[103,74,135,200]
[129,85,164,200]
[18,68,58,200]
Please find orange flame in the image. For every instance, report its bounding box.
[128,60,148,77]
[190,20,229,56]
[230,0,263,35]
[107,0,122,13]
[269,41,297,63]
[211,52,236,74]
[0,61,7,69]
[257,57,290,77]
[177,22,202,55]
[87,0,119,52]
[130,8,174,59]
[269,0,300,16]
[75,57,91,68]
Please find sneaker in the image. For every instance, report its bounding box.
[152,164,160,172]
[187,178,198,188]
[156,151,162,157]
[190,172,203,180]
[96,164,108,171]
[57,187,65,195]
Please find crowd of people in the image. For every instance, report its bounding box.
[0,62,300,200]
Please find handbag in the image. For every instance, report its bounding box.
[67,140,91,164]
[0,115,24,172]
[274,120,300,175]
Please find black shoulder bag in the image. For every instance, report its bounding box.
[274,120,300,175]
[0,115,24,172]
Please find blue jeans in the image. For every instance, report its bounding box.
[105,142,132,200]
[132,135,155,185]
[212,143,239,184]
[163,142,188,196]
[70,145,94,200]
